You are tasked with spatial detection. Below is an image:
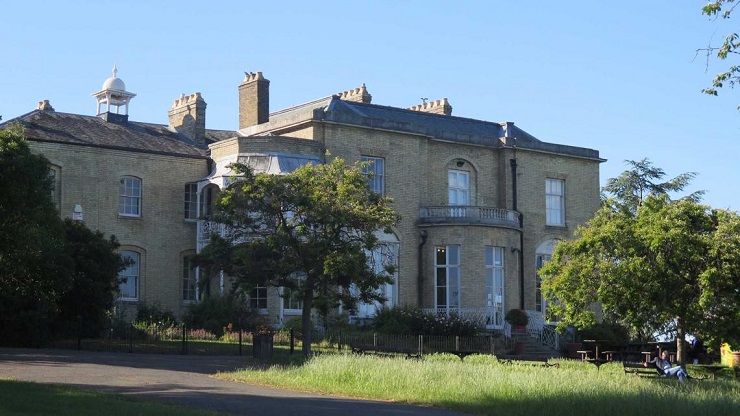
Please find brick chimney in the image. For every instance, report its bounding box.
[336,84,372,103]
[37,100,55,111]
[168,92,207,144]
[408,98,452,116]
[238,72,269,129]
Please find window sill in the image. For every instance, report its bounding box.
[118,298,138,303]
[118,214,142,220]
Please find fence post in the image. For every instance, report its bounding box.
[337,331,342,352]
[373,332,377,347]
[455,336,460,352]
[418,335,423,357]
[238,329,243,356]
[128,323,133,353]
[290,328,295,355]
[181,323,187,355]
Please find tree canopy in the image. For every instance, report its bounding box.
[56,218,128,337]
[603,158,704,213]
[541,161,740,364]
[0,125,73,345]
[1,125,128,345]
[700,1,740,108]
[196,157,400,355]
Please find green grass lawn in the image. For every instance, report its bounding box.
[0,380,224,416]
[217,354,740,416]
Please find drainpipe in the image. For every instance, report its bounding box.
[510,158,525,310]
[418,229,428,307]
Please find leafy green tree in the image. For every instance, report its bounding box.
[700,1,740,107]
[55,218,128,338]
[0,124,73,346]
[197,157,399,355]
[603,158,704,213]
[541,195,740,364]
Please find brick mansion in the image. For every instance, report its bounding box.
[0,67,603,329]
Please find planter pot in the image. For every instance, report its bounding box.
[252,333,274,359]
[515,341,525,355]
[732,351,740,368]
[514,325,527,331]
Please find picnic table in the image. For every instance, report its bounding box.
[695,364,728,380]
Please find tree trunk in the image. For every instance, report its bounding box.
[676,316,686,366]
[301,291,313,357]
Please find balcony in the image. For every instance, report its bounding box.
[418,206,521,229]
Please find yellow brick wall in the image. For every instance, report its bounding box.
[30,141,209,319]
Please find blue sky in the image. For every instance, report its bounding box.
[2,1,737,210]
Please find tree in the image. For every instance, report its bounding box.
[541,196,740,364]
[56,218,128,338]
[197,157,400,355]
[0,124,73,346]
[700,1,740,108]
[603,158,704,213]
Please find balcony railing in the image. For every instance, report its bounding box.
[418,206,520,228]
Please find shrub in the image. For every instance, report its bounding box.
[182,293,258,336]
[135,301,177,326]
[504,309,529,326]
[372,306,478,336]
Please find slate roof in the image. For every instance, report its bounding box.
[1,110,238,158]
[258,96,600,160]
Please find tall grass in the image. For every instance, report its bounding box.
[218,355,740,416]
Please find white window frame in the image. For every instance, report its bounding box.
[435,245,461,311]
[182,255,198,303]
[48,165,61,208]
[119,251,140,301]
[282,287,303,313]
[361,156,385,195]
[546,178,565,226]
[119,176,142,217]
[448,170,470,217]
[250,286,268,313]
[184,183,198,221]
[485,246,505,328]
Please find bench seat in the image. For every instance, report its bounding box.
[350,344,421,359]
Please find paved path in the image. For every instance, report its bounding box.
[0,348,464,416]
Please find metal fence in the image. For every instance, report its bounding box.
[49,323,510,358]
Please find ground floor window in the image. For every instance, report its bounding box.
[485,246,505,327]
[182,256,198,303]
[250,286,267,310]
[118,251,140,300]
[435,245,460,310]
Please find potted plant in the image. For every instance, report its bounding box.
[505,309,529,330]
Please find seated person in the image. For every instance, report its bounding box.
[644,351,688,382]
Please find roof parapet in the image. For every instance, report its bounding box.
[408,98,452,116]
[336,84,372,103]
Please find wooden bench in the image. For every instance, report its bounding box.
[623,361,660,377]
[497,355,560,368]
[623,362,709,380]
[440,350,487,361]
[350,344,421,359]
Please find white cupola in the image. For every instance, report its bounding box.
[91,65,136,116]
